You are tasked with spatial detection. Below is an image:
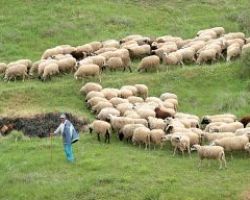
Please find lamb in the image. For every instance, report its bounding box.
[211,122,244,133]
[134,84,148,99]
[240,116,250,127]
[85,91,105,101]
[132,127,151,149]
[150,129,165,149]
[118,124,145,142]
[74,64,101,82]
[0,63,7,74]
[89,120,111,143]
[137,55,160,72]
[4,64,28,82]
[80,82,102,95]
[97,107,120,121]
[191,145,227,169]
[212,134,250,157]
[42,63,60,80]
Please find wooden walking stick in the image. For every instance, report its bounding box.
[50,131,52,161]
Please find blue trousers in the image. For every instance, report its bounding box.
[64,144,74,162]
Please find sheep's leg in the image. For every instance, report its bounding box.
[97,133,101,142]
[219,159,222,170]
[188,147,191,158]
[128,66,132,73]
[145,143,147,150]
[173,146,177,156]
[198,159,202,169]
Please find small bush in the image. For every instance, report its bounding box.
[239,48,250,78]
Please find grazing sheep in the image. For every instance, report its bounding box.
[148,117,166,130]
[80,82,102,95]
[127,96,144,104]
[162,51,183,66]
[29,60,42,77]
[0,63,7,74]
[120,85,138,96]
[150,129,165,149]
[92,101,113,114]
[213,134,250,157]
[212,122,244,133]
[89,120,111,143]
[197,49,217,65]
[85,91,105,101]
[177,48,196,63]
[116,103,133,115]
[104,56,123,71]
[76,44,93,54]
[191,145,227,169]
[226,44,241,62]
[8,59,32,71]
[102,39,120,48]
[102,88,121,100]
[120,88,133,98]
[240,116,250,128]
[134,84,148,99]
[138,55,160,72]
[128,44,151,59]
[4,64,28,82]
[89,41,103,52]
[160,93,178,101]
[211,27,225,37]
[118,124,145,142]
[202,132,236,143]
[87,97,109,108]
[235,127,250,136]
[132,127,151,149]
[224,32,245,40]
[42,63,60,80]
[109,97,129,106]
[57,57,76,73]
[97,107,120,121]
[74,64,101,82]
[136,108,156,120]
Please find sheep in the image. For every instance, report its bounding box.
[211,27,225,37]
[242,43,250,54]
[116,103,133,115]
[109,97,129,106]
[132,127,151,149]
[80,82,102,95]
[226,44,241,62]
[162,51,183,66]
[247,123,250,128]
[76,44,94,54]
[85,91,105,101]
[118,124,145,142]
[191,145,227,169]
[134,84,148,99]
[164,118,185,129]
[177,47,196,63]
[74,64,101,82]
[7,59,32,70]
[175,112,200,121]
[165,98,178,107]
[155,106,174,119]
[123,110,141,119]
[101,88,121,100]
[89,120,111,143]
[145,97,163,106]
[135,108,156,120]
[0,63,7,74]
[160,93,178,101]
[120,88,133,98]
[204,122,227,132]
[196,49,218,65]
[150,129,165,149]
[4,64,28,82]
[201,114,236,125]
[29,60,42,77]
[127,96,144,104]
[42,63,60,80]
[87,97,109,108]
[235,127,250,136]
[94,47,118,55]
[97,107,120,121]
[244,143,250,154]
[137,55,160,72]
[102,39,120,48]
[92,101,113,114]
[42,47,64,59]
[57,57,76,73]
[202,132,236,143]
[213,134,250,157]
[89,41,102,52]
[128,44,151,59]
[246,38,250,44]
[211,122,244,133]
[120,85,138,96]
[104,56,123,71]
[224,32,245,40]
[240,116,250,127]
[38,59,57,77]
[109,115,148,131]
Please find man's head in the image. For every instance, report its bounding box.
[59,113,66,123]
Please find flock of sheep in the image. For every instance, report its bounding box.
[0,27,250,81]
[81,82,250,169]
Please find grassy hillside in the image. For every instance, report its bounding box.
[1,0,250,200]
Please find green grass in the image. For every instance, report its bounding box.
[1,0,250,199]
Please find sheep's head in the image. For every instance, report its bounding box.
[164,125,173,134]
[161,134,171,142]
[191,144,200,151]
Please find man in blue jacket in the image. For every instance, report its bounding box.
[53,114,76,162]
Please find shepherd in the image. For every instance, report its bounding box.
[52,113,79,163]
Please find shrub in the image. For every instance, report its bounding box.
[239,48,250,78]
[7,131,30,142]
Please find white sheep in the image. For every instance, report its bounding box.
[109,97,129,106]
[74,64,101,82]
[97,107,120,121]
[150,129,165,149]
[132,127,151,149]
[127,96,144,104]
[191,145,227,169]
[4,64,28,82]
[134,84,148,99]
[80,82,102,95]
[128,44,151,59]
[212,122,244,133]
[138,55,160,72]
[92,101,113,114]
[42,63,60,80]
[102,88,121,100]
[85,91,105,101]
[118,124,145,142]
[89,120,111,143]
